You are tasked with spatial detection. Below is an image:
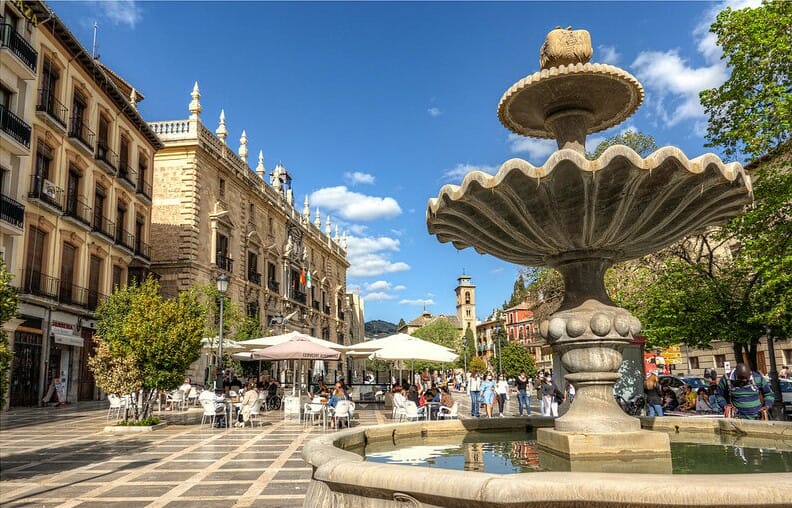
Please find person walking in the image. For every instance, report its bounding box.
[716,363,774,420]
[515,371,530,416]
[467,371,481,417]
[495,373,509,417]
[644,373,664,416]
[541,377,556,416]
[480,373,497,418]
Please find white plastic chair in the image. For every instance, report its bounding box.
[186,386,199,407]
[438,401,459,420]
[107,394,125,422]
[166,390,185,411]
[404,401,424,422]
[303,402,324,427]
[200,399,225,428]
[334,400,351,429]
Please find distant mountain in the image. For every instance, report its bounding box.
[365,320,397,338]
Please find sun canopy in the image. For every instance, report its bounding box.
[250,337,341,361]
[201,336,244,350]
[353,333,456,353]
[367,334,459,363]
[242,331,346,351]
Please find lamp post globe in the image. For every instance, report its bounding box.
[215,273,229,392]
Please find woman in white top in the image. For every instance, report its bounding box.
[495,374,510,417]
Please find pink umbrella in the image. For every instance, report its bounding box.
[251,338,340,396]
[251,337,340,361]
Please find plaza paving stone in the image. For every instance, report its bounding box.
[1,390,533,507]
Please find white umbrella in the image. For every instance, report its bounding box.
[242,330,346,351]
[353,333,456,353]
[370,343,458,363]
[249,337,340,396]
[201,336,244,350]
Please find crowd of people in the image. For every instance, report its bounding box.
[645,363,776,420]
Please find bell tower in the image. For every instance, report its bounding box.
[455,273,476,335]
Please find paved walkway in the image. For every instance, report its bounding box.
[0,392,537,507]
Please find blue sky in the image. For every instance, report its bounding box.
[50,0,756,325]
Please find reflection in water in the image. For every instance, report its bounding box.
[364,431,792,475]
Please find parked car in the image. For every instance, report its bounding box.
[658,375,711,397]
[780,379,792,416]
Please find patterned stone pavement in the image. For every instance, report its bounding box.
[0,392,531,507]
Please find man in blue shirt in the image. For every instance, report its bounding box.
[716,363,774,420]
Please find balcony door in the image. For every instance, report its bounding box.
[88,254,101,309]
[40,58,59,111]
[24,225,46,294]
[59,242,76,304]
[66,167,79,217]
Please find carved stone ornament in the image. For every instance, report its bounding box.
[540,26,593,70]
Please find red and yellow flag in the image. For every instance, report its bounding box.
[300,267,306,286]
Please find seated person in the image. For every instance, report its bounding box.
[315,379,330,398]
[695,387,713,412]
[707,384,726,413]
[199,386,226,427]
[392,385,407,411]
[661,385,678,411]
[235,382,259,427]
[437,386,454,418]
[327,386,350,428]
[166,377,192,410]
[406,385,420,405]
[677,384,696,411]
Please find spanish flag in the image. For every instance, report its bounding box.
[300,267,306,286]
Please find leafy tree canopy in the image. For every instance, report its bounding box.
[411,318,460,352]
[496,342,537,379]
[91,278,206,420]
[587,130,659,159]
[700,1,791,159]
[469,356,487,374]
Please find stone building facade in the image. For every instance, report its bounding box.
[148,85,351,377]
[2,0,161,406]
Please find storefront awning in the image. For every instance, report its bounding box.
[53,334,84,347]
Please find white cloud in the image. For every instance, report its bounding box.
[346,235,410,278]
[310,186,402,221]
[343,171,375,185]
[99,0,142,28]
[630,0,760,131]
[491,267,504,274]
[393,285,406,291]
[428,107,442,117]
[507,134,556,162]
[364,280,391,292]
[399,298,435,306]
[363,292,396,302]
[597,45,620,65]
[442,163,498,183]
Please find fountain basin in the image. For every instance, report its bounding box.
[302,418,792,507]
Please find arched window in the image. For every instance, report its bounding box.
[464,291,470,304]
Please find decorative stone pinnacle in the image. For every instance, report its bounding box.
[256,150,266,179]
[325,217,331,236]
[272,165,282,190]
[286,188,293,206]
[540,26,592,70]
[315,208,321,228]
[341,233,347,250]
[238,130,248,160]
[129,88,138,109]
[216,109,227,143]
[303,195,311,219]
[334,225,339,242]
[189,81,202,119]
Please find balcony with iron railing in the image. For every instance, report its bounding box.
[0,192,24,229]
[136,178,151,200]
[87,288,108,311]
[95,143,118,174]
[116,228,134,251]
[28,175,63,211]
[247,271,261,285]
[0,103,31,152]
[323,304,330,315]
[64,196,92,228]
[134,239,150,260]
[118,162,136,187]
[216,255,233,272]
[59,281,87,307]
[312,300,320,310]
[68,119,95,152]
[290,289,307,305]
[267,279,280,293]
[20,269,59,300]
[92,215,115,240]
[0,23,37,72]
[35,89,67,129]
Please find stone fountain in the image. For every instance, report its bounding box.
[426,27,753,470]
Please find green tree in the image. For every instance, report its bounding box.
[496,341,537,379]
[397,318,407,330]
[587,130,659,159]
[700,1,791,160]
[89,278,206,421]
[0,261,18,410]
[462,327,476,370]
[469,356,487,374]
[411,318,462,372]
[234,316,262,342]
[503,272,529,308]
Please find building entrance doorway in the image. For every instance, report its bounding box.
[10,331,42,406]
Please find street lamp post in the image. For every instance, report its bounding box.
[495,325,502,375]
[215,273,229,392]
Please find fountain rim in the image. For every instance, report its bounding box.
[302,417,792,507]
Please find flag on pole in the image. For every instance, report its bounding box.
[306,267,312,289]
[300,267,306,286]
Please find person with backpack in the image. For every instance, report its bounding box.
[716,363,774,420]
